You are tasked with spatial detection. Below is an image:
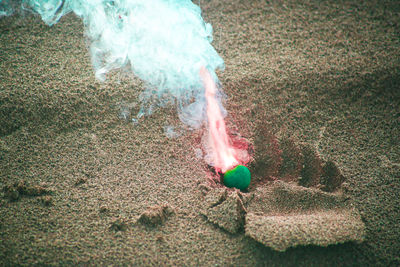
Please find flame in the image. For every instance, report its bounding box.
[200,67,238,173]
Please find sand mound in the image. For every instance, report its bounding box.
[201,181,365,251]
[137,204,174,227]
[201,189,246,233]
[245,209,365,252]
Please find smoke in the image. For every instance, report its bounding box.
[0,0,17,16]
[2,0,225,128]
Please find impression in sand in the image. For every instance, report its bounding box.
[201,127,365,251]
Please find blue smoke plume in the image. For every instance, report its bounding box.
[2,0,225,128]
[0,0,18,16]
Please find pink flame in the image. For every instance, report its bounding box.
[200,66,239,173]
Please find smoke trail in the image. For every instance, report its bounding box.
[0,0,17,16]
[2,0,249,170]
[15,0,225,128]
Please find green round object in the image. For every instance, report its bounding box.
[223,165,251,190]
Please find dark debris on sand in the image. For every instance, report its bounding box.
[3,180,52,201]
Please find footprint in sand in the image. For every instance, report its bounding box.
[199,133,365,252]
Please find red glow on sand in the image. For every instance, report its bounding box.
[200,67,239,173]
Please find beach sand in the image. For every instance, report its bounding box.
[1,0,399,265]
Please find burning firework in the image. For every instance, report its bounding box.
[200,66,251,189]
[2,0,251,189]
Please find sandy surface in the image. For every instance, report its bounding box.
[1,0,399,265]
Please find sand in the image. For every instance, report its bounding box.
[1,0,399,265]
